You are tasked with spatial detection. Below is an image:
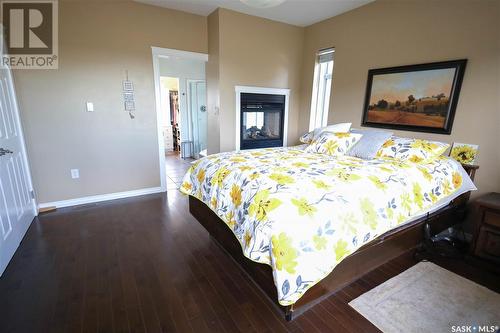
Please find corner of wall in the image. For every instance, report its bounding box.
[208,9,306,152]
[206,9,221,154]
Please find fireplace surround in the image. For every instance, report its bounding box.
[235,86,289,151]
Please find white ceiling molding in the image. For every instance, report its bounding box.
[135,0,374,27]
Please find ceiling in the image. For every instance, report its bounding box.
[135,0,374,27]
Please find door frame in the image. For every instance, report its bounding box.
[3,65,37,216]
[151,47,208,190]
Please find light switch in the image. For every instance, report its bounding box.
[86,102,94,112]
[71,169,80,179]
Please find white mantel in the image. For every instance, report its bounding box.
[235,85,290,151]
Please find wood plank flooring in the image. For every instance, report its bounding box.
[1,155,498,332]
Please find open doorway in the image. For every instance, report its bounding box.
[160,77,180,153]
[152,47,208,191]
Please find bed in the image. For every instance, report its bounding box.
[180,145,477,320]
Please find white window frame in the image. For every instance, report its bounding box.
[309,48,334,131]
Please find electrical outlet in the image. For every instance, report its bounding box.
[71,169,80,179]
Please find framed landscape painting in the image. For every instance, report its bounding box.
[362,59,467,134]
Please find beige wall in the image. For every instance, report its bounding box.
[206,10,221,155]
[14,0,499,204]
[14,1,207,203]
[208,9,304,152]
[300,0,500,197]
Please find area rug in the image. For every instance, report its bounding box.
[349,261,500,333]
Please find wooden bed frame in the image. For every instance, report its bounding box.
[188,164,478,321]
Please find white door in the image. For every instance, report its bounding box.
[196,82,207,154]
[0,63,37,276]
[188,80,207,158]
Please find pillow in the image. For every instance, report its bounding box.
[305,132,363,157]
[376,137,449,163]
[299,122,352,144]
[346,129,393,160]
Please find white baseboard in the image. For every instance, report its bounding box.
[38,186,165,209]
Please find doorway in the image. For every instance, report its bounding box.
[187,79,207,158]
[160,77,181,153]
[151,47,208,191]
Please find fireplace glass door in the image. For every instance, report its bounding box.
[240,93,285,150]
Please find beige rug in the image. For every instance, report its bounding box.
[349,262,500,333]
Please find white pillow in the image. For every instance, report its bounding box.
[299,122,352,144]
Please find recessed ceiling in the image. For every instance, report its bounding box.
[135,0,374,27]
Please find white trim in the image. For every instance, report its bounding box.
[309,50,334,131]
[152,49,167,191]
[309,59,320,132]
[38,187,164,209]
[151,46,208,189]
[234,85,290,151]
[152,47,209,62]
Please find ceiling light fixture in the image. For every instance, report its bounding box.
[240,0,286,9]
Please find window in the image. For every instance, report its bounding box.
[245,112,264,129]
[309,48,334,131]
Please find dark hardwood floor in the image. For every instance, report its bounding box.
[1,158,499,332]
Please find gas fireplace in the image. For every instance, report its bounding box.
[239,92,286,150]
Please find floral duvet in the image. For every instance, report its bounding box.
[180,147,474,306]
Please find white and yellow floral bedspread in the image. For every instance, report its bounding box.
[180,147,473,306]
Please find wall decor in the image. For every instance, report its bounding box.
[450,142,478,165]
[362,59,467,134]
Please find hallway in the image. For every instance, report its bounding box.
[166,152,194,190]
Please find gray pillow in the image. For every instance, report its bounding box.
[346,128,393,160]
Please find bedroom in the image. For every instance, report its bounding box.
[0,0,499,332]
